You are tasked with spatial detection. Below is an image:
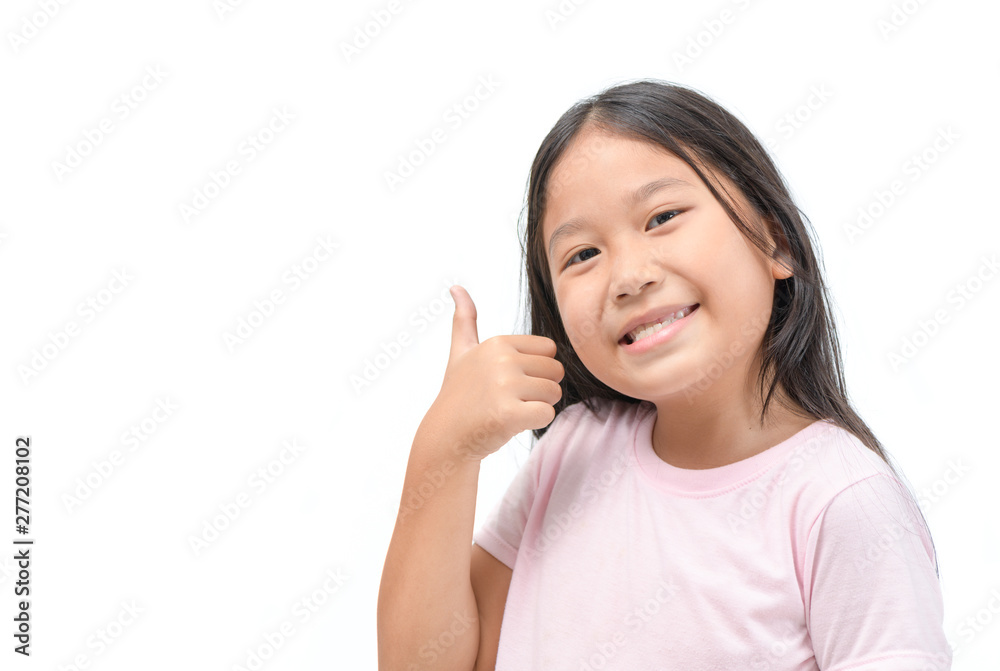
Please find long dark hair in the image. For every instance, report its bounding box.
[514,78,888,468]
[511,77,940,575]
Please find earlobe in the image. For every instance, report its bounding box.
[771,254,794,280]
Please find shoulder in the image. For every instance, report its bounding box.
[770,423,939,581]
[548,397,653,441]
[531,397,652,464]
[765,420,919,534]
[787,422,927,546]
[785,420,901,502]
[800,437,947,663]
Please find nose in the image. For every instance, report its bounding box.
[611,242,659,299]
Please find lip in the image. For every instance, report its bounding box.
[617,303,700,343]
[619,304,699,353]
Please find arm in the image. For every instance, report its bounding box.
[377,421,482,671]
[378,285,562,670]
[805,473,952,670]
[470,543,512,671]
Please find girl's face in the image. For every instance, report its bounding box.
[541,127,792,405]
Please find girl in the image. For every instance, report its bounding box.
[377,79,951,670]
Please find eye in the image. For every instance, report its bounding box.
[649,209,681,228]
[562,210,683,270]
[565,247,599,268]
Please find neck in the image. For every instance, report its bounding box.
[647,361,814,470]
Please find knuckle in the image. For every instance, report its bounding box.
[495,374,511,391]
[540,403,556,425]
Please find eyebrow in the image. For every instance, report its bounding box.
[547,177,695,259]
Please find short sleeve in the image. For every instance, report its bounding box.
[472,404,582,570]
[805,473,953,670]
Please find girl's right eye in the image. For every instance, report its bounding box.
[566,247,599,268]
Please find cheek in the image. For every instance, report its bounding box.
[557,291,603,345]
[563,309,594,345]
[716,278,774,354]
[704,229,767,298]
[683,231,771,347]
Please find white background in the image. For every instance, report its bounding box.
[1,0,997,668]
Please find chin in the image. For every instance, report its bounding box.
[604,377,693,403]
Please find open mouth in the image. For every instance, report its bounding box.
[620,304,699,346]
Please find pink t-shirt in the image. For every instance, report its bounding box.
[472,398,952,670]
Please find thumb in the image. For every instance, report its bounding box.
[448,285,480,359]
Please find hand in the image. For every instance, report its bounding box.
[419,285,565,461]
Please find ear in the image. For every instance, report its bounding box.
[763,216,794,280]
[771,255,794,281]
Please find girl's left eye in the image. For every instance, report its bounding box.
[650,209,681,228]
[563,210,682,269]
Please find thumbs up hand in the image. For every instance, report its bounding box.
[446,284,483,364]
[418,285,565,462]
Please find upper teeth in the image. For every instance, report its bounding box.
[627,306,694,343]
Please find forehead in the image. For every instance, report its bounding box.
[551,128,688,181]
[541,130,704,235]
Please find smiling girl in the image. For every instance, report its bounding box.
[378,79,951,671]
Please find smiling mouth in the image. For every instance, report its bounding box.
[620,304,700,345]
